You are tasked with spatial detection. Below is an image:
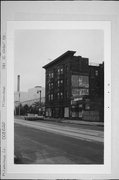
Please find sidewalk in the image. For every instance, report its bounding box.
[62,119,104,127]
[44,117,104,127]
[15,116,104,127]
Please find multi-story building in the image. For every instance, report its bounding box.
[43,50,104,121]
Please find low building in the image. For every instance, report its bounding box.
[43,50,104,121]
[14,87,45,103]
[14,87,45,115]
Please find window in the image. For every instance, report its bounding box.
[48,71,54,79]
[51,72,54,78]
[66,65,68,73]
[57,66,64,75]
[51,83,53,89]
[58,92,60,99]
[51,94,53,100]
[58,68,60,75]
[49,83,51,89]
[58,80,60,87]
[49,73,51,78]
[85,104,90,110]
[61,80,63,84]
[58,80,63,87]
[95,70,98,76]
[48,94,50,101]
[61,92,63,98]
[61,68,63,74]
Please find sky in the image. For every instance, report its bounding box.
[14,29,104,92]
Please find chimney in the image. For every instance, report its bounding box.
[17,75,20,92]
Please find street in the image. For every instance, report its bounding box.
[14,118,104,164]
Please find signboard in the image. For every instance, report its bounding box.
[73,97,83,101]
[72,88,89,97]
[71,75,89,88]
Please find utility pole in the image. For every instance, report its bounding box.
[17,75,20,116]
[39,90,41,108]
[37,89,42,115]
[35,86,42,115]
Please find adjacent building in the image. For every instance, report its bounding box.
[43,51,104,122]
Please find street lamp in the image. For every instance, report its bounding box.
[35,86,42,115]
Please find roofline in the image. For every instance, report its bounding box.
[42,50,76,69]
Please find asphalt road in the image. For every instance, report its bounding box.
[14,119,104,164]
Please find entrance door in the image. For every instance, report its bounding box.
[64,107,69,118]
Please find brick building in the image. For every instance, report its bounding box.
[43,51,104,121]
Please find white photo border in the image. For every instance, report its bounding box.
[6,21,111,177]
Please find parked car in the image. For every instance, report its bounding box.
[24,113,44,121]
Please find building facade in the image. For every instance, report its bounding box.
[43,51,104,121]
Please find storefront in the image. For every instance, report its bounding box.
[70,74,89,119]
